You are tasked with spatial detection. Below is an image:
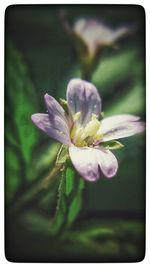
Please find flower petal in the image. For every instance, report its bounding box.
[31,113,71,145]
[69,146,100,181]
[69,145,118,181]
[96,25,129,46]
[67,79,101,125]
[74,19,130,53]
[111,27,130,43]
[74,18,87,35]
[44,94,66,121]
[95,147,118,178]
[100,114,145,142]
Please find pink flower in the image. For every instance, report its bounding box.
[60,14,133,80]
[73,18,130,57]
[31,79,145,182]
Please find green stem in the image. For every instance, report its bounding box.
[51,164,85,236]
[81,48,104,81]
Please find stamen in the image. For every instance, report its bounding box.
[80,115,100,140]
[70,113,103,147]
[91,113,98,120]
[73,111,81,121]
[71,112,81,142]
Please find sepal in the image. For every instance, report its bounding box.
[101,140,124,150]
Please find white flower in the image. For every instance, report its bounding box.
[73,18,130,57]
[32,79,145,182]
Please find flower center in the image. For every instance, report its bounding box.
[70,112,103,147]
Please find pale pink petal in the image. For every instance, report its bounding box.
[95,147,118,178]
[100,114,145,142]
[69,146,100,181]
[31,113,71,145]
[67,78,101,126]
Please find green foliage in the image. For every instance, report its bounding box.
[92,49,145,116]
[65,168,74,196]
[6,42,38,164]
[31,143,60,178]
[5,146,20,201]
[93,50,137,89]
[5,42,39,201]
[67,178,84,225]
[5,6,145,262]
[19,211,52,234]
[51,166,85,235]
[11,214,144,261]
[106,83,145,116]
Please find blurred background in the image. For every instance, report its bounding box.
[5,5,145,262]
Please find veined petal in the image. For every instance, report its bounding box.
[44,93,72,134]
[67,79,101,126]
[44,94,66,121]
[100,114,140,133]
[69,146,118,181]
[31,113,71,145]
[95,147,118,178]
[100,114,145,142]
[69,146,100,181]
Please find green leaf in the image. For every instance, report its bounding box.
[65,167,74,197]
[92,49,138,92]
[20,211,51,234]
[50,169,67,234]
[6,42,38,165]
[31,143,60,177]
[5,146,20,201]
[92,48,145,116]
[105,83,145,116]
[102,140,124,150]
[5,41,38,201]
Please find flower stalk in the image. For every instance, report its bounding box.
[51,164,85,236]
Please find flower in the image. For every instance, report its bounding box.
[31,79,145,182]
[73,18,131,57]
[60,12,133,80]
